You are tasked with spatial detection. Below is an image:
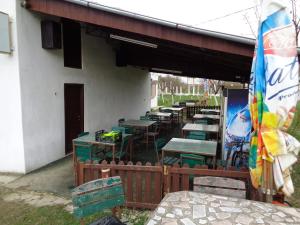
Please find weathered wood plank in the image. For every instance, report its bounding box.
[72,176,122,195]
[73,195,125,218]
[181,165,190,191]
[144,162,152,203]
[126,162,133,203]
[136,162,142,202]
[72,184,124,207]
[154,165,162,203]
[172,164,180,192]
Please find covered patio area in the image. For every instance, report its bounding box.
[25,0,257,212]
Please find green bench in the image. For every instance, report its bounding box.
[72,176,126,225]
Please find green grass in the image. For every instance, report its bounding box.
[289,156,300,208]
[0,187,149,225]
[157,94,220,107]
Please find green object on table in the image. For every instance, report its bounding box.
[72,176,125,220]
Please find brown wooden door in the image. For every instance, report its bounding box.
[65,84,84,154]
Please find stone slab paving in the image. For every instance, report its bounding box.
[146,191,300,225]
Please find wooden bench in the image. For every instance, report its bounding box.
[193,176,246,199]
[72,176,125,225]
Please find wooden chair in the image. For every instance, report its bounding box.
[72,176,126,225]
[105,135,130,161]
[145,123,160,145]
[154,138,179,165]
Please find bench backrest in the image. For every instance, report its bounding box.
[72,176,125,219]
[194,176,246,199]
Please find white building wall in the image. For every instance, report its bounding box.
[16,3,150,173]
[0,1,26,173]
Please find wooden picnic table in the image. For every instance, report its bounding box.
[146,191,300,225]
[182,123,219,138]
[193,114,220,120]
[72,133,133,185]
[162,138,217,167]
[73,133,133,161]
[200,108,221,114]
[121,119,156,150]
[148,111,172,119]
[161,107,185,123]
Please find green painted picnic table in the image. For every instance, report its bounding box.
[162,138,217,167]
[200,108,221,114]
[193,114,220,120]
[121,120,157,150]
[161,107,185,123]
[182,123,219,139]
[72,133,133,185]
[148,112,172,119]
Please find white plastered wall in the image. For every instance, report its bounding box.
[16,2,151,173]
[0,1,26,173]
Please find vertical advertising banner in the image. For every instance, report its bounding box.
[224,89,252,167]
[248,0,299,196]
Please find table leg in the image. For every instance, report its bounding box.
[112,145,115,161]
[161,150,164,165]
[213,156,216,169]
[181,129,186,138]
[146,126,149,150]
[72,141,77,186]
[130,138,133,162]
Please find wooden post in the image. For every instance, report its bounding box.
[101,168,110,178]
[262,159,273,203]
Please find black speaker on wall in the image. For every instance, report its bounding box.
[41,20,62,49]
[116,49,127,67]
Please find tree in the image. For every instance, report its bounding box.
[244,1,300,45]
[158,75,184,104]
[290,0,300,46]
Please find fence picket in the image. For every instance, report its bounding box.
[126,162,133,203]
[181,164,190,190]
[84,160,92,183]
[154,162,162,204]
[110,161,117,176]
[144,162,152,203]
[172,164,180,192]
[136,162,142,203]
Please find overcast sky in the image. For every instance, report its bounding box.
[89,0,262,38]
[89,0,300,38]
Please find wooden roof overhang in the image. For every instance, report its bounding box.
[25,0,255,82]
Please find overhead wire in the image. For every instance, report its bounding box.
[195,5,259,25]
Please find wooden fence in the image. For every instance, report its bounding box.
[76,160,252,209]
[77,160,163,209]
